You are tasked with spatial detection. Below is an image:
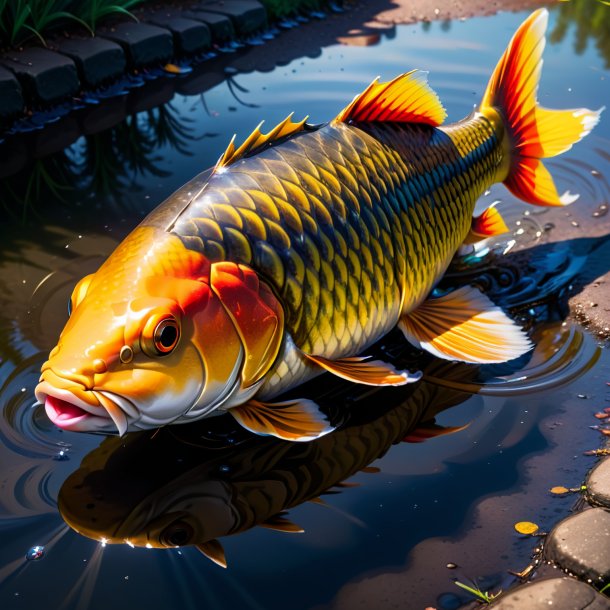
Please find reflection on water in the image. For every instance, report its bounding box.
[0,2,609,609]
[550,0,610,67]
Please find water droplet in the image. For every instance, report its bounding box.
[53,450,69,461]
[219,464,230,473]
[577,394,588,399]
[26,546,44,561]
[571,221,580,227]
[446,562,457,569]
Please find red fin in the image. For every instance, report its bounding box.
[463,204,509,245]
[195,540,227,568]
[403,423,469,443]
[335,70,446,125]
[481,9,602,207]
[210,262,284,387]
[399,285,532,364]
[229,398,334,442]
[304,353,421,387]
[260,513,304,534]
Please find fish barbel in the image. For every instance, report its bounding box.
[36,10,602,441]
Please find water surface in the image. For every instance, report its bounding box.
[0,3,609,609]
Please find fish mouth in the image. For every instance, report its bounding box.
[36,380,134,435]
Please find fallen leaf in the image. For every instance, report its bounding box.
[595,412,609,419]
[550,486,570,494]
[164,63,182,74]
[514,521,539,535]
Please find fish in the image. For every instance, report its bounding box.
[57,359,473,565]
[35,9,602,441]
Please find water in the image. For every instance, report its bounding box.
[1,2,609,609]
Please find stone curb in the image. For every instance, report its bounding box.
[0,47,79,106]
[489,451,610,609]
[0,0,269,120]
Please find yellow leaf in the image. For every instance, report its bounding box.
[514,521,539,535]
[550,486,570,495]
[164,63,182,74]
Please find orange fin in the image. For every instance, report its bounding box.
[463,203,509,245]
[403,422,470,443]
[195,540,227,568]
[335,70,446,125]
[481,9,602,207]
[215,113,308,171]
[361,466,381,474]
[399,285,532,364]
[261,513,304,534]
[229,398,334,442]
[303,353,422,386]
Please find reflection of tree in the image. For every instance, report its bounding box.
[550,0,610,68]
[0,102,201,217]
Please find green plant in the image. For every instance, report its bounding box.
[455,580,501,604]
[601,582,610,595]
[260,0,326,20]
[76,0,142,33]
[0,0,144,47]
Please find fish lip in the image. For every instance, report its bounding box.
[36,380,115,433]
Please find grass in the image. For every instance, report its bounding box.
[455,580,501,604]
[0,0,144,47]
[0,0,338,47]
[259,0,328,20]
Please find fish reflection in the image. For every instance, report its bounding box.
[58,360,473,567]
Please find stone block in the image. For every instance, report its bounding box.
[0,65,24,117]
[545,507,610,588]
[147,15,211,55]
[100,22,173,67]
[1,47,79,104]
[57,37,126,88]
[490,577,610,610]
[197,1,267,35]
[587,458,610,508]
[184,10,235,41]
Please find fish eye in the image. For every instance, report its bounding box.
[161,521,193,547]
[141,315,180,357]
[154,319,179,354]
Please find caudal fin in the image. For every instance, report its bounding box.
[481,9,603,207]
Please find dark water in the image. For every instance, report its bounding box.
[1,3,610,610]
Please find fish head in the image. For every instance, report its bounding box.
[35,228,284,434]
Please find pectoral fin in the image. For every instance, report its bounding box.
[195,540,227,568]
[229,398,334,442]
[399,285,532,363]
[463,204,509,245]
[303,354,421,386]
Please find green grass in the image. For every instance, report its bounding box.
[0,0,337,47]
[455,580,501,604]
[259,0,327,20]
[0,0,144,47]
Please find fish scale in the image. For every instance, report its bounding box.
[172,115,501,358]
[38,10,601,440]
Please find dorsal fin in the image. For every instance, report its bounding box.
[215,113,308,171]
[335,70,446,125]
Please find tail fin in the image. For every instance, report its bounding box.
[481,9,603,207]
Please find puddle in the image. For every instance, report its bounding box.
[0,2,609,609]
